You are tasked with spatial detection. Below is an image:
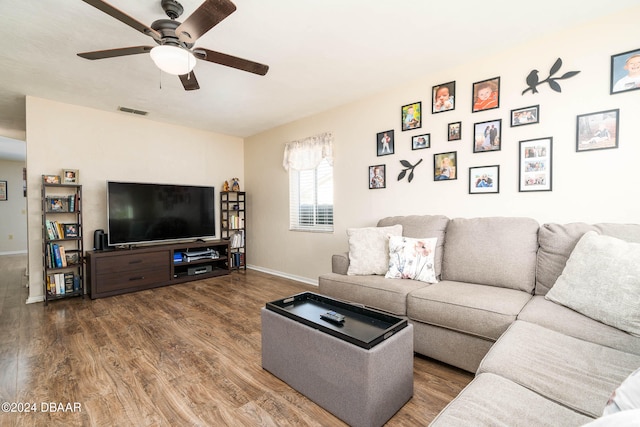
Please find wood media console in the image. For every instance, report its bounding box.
[86,240,230,299]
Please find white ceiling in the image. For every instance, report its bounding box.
[1,0,639,162]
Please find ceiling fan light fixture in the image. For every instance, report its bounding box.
[150,45,196,75]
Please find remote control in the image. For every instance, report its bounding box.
[321,310,345,324]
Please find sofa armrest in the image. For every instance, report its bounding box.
[332,252,350,275]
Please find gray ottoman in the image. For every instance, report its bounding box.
[261,307,414,427]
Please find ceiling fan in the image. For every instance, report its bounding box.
[77,0,269,91]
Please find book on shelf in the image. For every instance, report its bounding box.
[227,214,243,230]
[47,272,79,296]
[230,230,245,248]
[45,220,79,240]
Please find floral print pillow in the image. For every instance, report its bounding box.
[385,236,438,283]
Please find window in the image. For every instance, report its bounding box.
[289,158,334,232]
[283,132,334,232]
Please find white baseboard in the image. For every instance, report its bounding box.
[26,295,44,304]
[0,250,28,256]
[247,264,318,287]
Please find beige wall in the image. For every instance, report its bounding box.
[25,97,243,302]
[0,159,27,254]
[245,7,640,284]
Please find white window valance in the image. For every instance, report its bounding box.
[282,132,333,171]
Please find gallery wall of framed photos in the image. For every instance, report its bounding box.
[241,5,640,284]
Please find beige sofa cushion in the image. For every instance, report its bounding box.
[318,272,428,316]
[478,321,640,418]
[536,222,640,295]
[442,217,539,292]
[430,372,593,427]
[407,281,532,341]
[518,296,640,356]
[378,215,449,278]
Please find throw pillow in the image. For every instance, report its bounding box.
[545,231,640,336]
[347,225,402,276]
[385,236,438,283]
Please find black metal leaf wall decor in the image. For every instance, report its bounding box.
[398,159,423,183]
[522,58,581,95]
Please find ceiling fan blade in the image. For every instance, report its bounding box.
[179,72,200,91]
[194,48,269,76]
[81,0,161,41]
[77,46,153,60]
[175,0,237,44]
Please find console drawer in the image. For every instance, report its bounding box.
[95,266,170,292]
[95,251,167,274]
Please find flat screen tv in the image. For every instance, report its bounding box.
[107,181,215,246]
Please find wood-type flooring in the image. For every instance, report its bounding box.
[0,255,472,426]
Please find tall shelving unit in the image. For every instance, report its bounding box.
[220,191,246,270]
[41,176,85,304]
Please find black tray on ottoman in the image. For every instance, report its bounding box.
[265,292,408,349]
[262,292,414,427]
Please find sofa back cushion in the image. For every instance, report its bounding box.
[378,215,449,278]
[536,222,640,295]
[442,217,539,292]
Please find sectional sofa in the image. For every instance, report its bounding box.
[318,215,640,425]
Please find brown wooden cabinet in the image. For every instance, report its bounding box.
[86,240,230,299]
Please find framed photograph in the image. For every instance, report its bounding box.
[469,165,500,194]
[62,169,79,184]
[65,252,80,266]
[47,196,68,212]
[412,133,430,150]
[369,164,386,189]
[448,122,461,141]
[472,77,500,112]
[434,151,457,181]
[473,119,502,152]
[401,102,422,131]
[576,109,619,152]
[432,81,455,113]
[611,48,640,94]
[511,105,539,127]
[43,175,60,184]
[0,180,6,201]
[519,137,552,192]
[63,223,79,238]
[376,130,395,156]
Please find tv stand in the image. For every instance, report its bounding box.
[86,240,230,299]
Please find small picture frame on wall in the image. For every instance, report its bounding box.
[519,137,552,192]
[43,175,60,184]
[469,165,499,194]
[412,133,430,150]
[472,77,500,113]
[448,122,461,141]
[473,119,501,152]
[369,164,386,189]
[576,109,619,152]
[511,105,539,127]
[377,130,395,156]
[434,151,457,181]
[62,169,79,184]
[0,180,7,201]
[432,81,455,113]
[401,102,421,131]
[610,48,640,94]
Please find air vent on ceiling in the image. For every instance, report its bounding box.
[117,106,148,116]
